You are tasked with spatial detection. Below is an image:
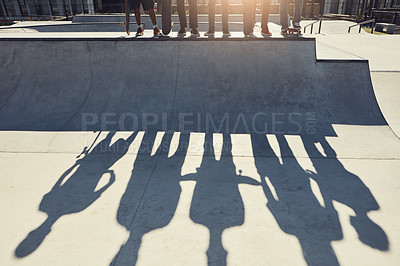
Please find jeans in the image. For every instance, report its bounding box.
[280,0,302,28]
[261,0,271,29]
[208,0,229,32]
[177,0,198,29]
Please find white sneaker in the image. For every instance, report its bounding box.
[222,31,231,37]
[293,22,301,29]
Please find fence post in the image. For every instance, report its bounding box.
[318,19,322,33]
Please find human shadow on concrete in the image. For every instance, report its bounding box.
[112,133,258,265]
[111,132,190,265]
[252,134,343,266]
[15,131,136,258]
[251,133,389,266]
[301,135,389,251]
[187,134,259,265]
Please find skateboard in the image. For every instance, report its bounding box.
[119,0,130,35]
[243,0,254,36]
[162,0,172,35]
[283,28,301,37]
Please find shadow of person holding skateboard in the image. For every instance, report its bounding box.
[301,135,389,251]
[251,134,343,266]
[187,133,259,265]
[15,131,137,258]
[111,132,190,265]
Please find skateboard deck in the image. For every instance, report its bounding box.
[125,0,130,35]
[284,28,301,37]
[162,0,172,35]
[243,0,254,36]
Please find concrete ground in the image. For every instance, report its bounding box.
[0,18,399,266]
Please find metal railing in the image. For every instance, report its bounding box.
[303,19,322,34]
[348,19,375,33]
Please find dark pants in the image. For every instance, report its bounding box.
[208,0,229,32]
[177,0,198,29]
[261,0,270,29]
[280,0,302,28]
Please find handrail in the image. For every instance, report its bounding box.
[348,19,375,34]
[304,19,322,34]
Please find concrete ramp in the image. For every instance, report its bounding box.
[0,38,385,135]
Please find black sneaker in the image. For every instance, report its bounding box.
[153,27,163,37]
[177,28,186,37]
[190,28,200,38]
[136,27,144,37]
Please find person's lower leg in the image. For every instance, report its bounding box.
[134,8,141,26]
[209,0,216,32]
[148,9,158,26]
[222,0,229,32]
[261,0,270,29]
[280,0,288,28]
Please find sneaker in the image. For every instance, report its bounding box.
[136,27,144,37]
[245,31,256,38]
[222,31,231,37]
[204,30,215,37]
[293,22,301,29]
[153,27,163,37]
[177,28,186,37]
[261,26,272,37]
[190,28,200,38]
[281,27,288,36]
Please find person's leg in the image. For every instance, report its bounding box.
[134,8,144,35]
[252,0,257,24]
[134,8,141,26]
[280,0,288,29]
[177,0,187,29]
[261,0,270,29]
[141,0,161,35]
[148,8,157,26]
[221,0,229,33]
[208,0,216,33]
[147,8,163,35]
[293,0,302,25]
[132,0,141,26]
[189,0,198,30]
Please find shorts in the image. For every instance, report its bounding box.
[131,0,155,10]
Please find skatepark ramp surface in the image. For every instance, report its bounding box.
[0,38,385,135]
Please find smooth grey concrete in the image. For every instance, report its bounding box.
[0,15,280,33]
[0,39,384,136]
[1,131,399,266]
[1,21,400,266]
[371,73,400,139]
